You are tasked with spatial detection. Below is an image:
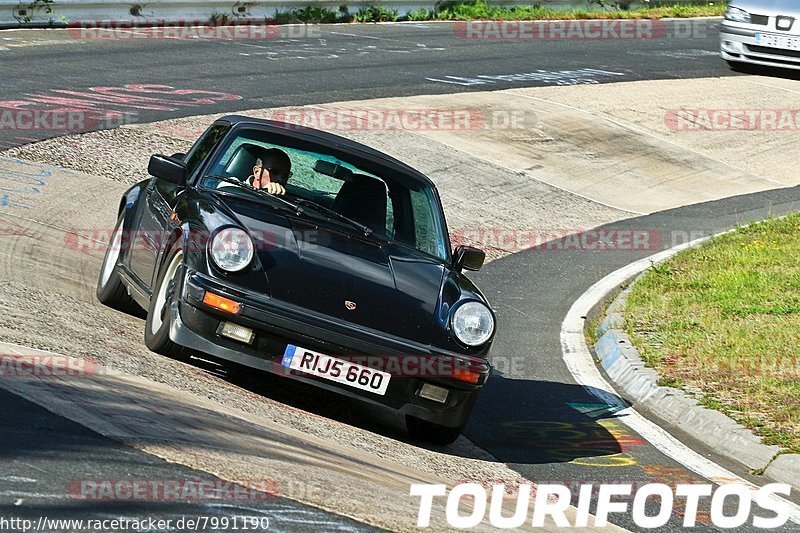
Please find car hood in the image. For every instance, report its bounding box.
[733,0,800,17]
[217,195,446,345]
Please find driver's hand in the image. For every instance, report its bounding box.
[262,183,286,195]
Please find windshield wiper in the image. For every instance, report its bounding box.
[202,175,305,216]
[203,176,382,239]
[292,198,378,238]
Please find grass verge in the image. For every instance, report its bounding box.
[423,2,725,21]
[624,214,800,453]
[276,2,725,23]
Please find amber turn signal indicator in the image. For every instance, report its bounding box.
[451,367,481,384]
[202,291,242,315]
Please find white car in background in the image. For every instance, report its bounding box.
[721,1,800,69]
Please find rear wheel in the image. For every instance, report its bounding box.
[144,247,185,358]
[96,212,139,313]
[405,415,464,445]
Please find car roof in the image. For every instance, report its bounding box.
[219,115,437,189]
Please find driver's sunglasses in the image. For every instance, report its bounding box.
[257,166,292,179]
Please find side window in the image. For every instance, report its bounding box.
[409,187,445,259]
[184,124,229,177]
[385,195,395,239]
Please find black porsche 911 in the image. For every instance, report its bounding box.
[96,115,495,444]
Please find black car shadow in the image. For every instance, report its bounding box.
[213,356,625,465]
[463,374,626,465]
[729,61,800,80]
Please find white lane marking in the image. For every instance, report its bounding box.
[426,75,487,86]
[628,49,719,59]
[3,344,25,355]
[0,476,37,483]
[741,78,800,95]
[428,68,626,87]
[0,491,63,499]
[324,30,398,41]
[561,234,800,525]
[5,39,83,48]
[17,461,48,474]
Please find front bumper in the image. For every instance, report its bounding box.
[167,270,490,428]
[721,21,800,70]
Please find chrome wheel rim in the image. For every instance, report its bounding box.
[99,219,123,288]
[150,251,183,335]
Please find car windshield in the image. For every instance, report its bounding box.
[199,128,450,261]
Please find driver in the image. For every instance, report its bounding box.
[250,148,292,196]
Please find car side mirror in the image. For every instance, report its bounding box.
[148,154,187,185]
[453,245,485,272]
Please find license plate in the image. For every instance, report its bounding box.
[281,344,391,396]
[755,32,800,51]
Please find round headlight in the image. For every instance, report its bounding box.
[451,301,494,347]
[210,228,254,272]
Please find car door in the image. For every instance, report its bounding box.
[128,123,230,291]
[127,177,182,290]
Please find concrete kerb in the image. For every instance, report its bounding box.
[587,238,800,492]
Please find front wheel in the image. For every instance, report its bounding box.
[96,212,139,313]
[144,247,185,358]
[405,415,464,445]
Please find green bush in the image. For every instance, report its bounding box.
[294,6,341,22]
[274,9,296,23]
[275,5,342,23]
[277,2,725,24]
[354,5,399,22]
[406,8,434,21]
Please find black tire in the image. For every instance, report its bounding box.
[96,212,139,313]
[405,415,464,446]
[144,246,185,358]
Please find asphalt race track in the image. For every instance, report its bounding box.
[2,19,799,532]
[0,19,733,149]
[0,386,376,532]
